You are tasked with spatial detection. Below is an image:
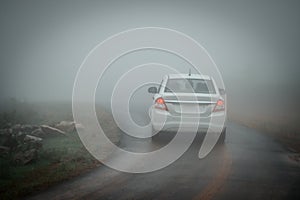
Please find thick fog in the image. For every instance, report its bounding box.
[0,0,299,121]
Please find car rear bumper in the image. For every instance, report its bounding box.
[151,109,226,132]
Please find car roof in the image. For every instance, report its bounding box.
[166,74,211,80]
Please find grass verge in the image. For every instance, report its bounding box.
[229,114,300,154]
[0,132,99,199]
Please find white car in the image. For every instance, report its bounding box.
[148,73,226,143]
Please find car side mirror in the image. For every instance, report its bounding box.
[219,88,226,95]
[148,87,158,94]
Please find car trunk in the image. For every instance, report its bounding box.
[163,93,218,117]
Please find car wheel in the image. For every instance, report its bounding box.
[151,126,160,142]
[217,127,226,144]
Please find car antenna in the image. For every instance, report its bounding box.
[188,69,191,76]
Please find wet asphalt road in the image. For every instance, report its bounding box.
[26,121,300,200]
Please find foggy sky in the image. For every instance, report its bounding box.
[0,0,300,117]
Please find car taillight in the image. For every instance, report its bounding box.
[213,99,225,112]
[155,97,168,111]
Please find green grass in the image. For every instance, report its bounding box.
[0,101,119,199]
[0,132,99,199]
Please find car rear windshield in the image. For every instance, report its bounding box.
[164,78,216,94]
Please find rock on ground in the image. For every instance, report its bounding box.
[30,128,45,137]
[40,125,67,136]
[13,149,38,165]
[55,121,75,133]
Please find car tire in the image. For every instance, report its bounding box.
[151,126,160,142]
[217,127,226,144]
